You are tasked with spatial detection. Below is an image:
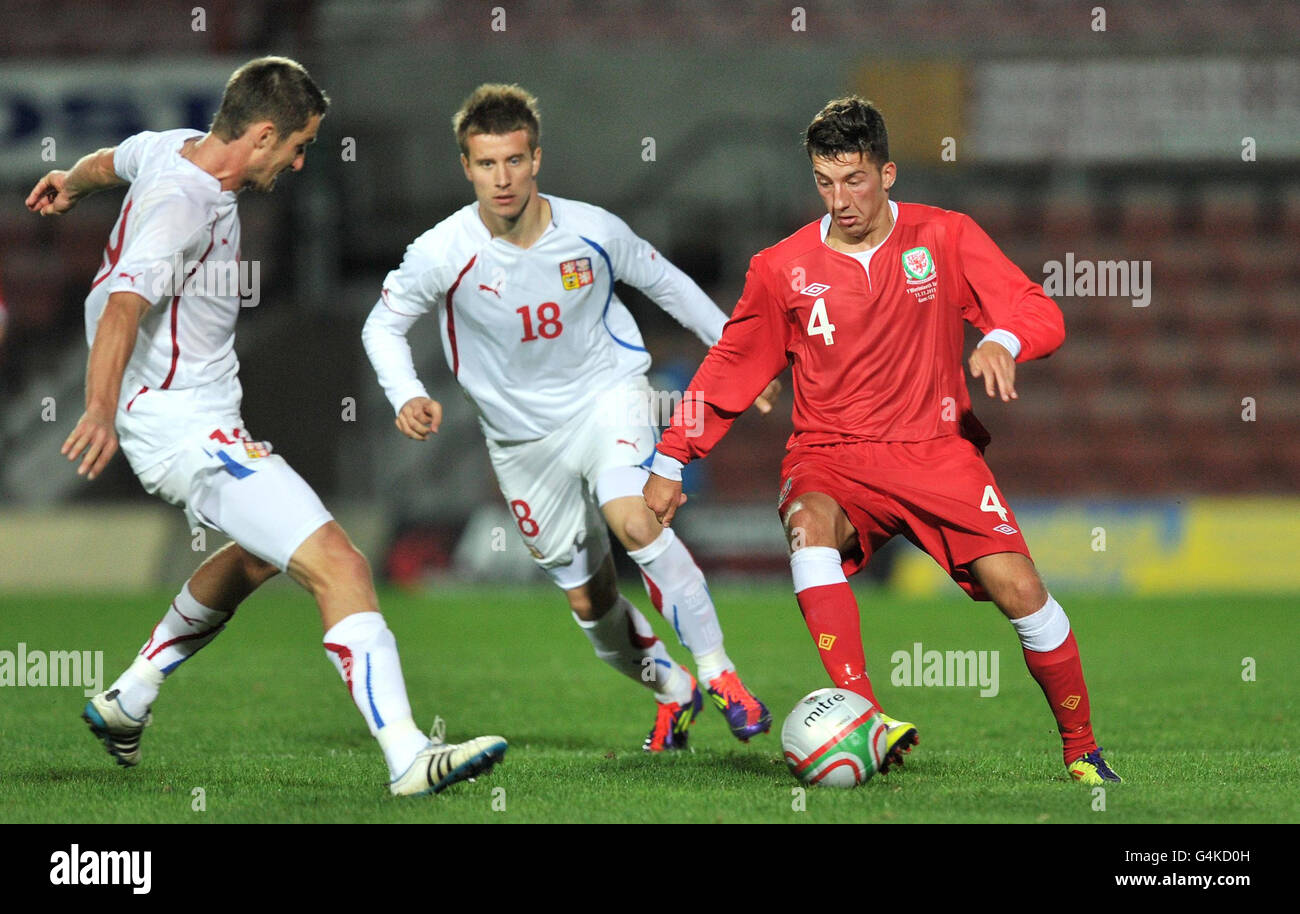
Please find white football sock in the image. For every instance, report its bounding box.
[790,546,847,592]
[573,594,693,704]
[322,611,429,779]
[1009,594,1071,653]
[108,655,164,721]
[111,581,232,718]
[626,528,732,682]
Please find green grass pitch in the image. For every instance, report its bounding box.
[1,583,1294,823]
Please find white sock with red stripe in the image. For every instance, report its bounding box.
[322,611,429,779]
[626,528,733,682]
[109,582,233,719]
[107,656,164,722]
[573,594,693,704]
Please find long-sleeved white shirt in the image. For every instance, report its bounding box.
[86,129,243,395]
[363,194,727,442]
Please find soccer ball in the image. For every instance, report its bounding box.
[781,688,887,788]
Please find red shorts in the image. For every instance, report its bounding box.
[778,437,1031,601]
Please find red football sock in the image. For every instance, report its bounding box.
[1021,631,1097,764]
[795,582,882,710]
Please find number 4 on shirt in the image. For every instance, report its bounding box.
[807,297,836,345]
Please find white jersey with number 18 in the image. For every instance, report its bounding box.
[363,195,727,443]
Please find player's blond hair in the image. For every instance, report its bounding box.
[453,84,541,156]
[211,56,330,142]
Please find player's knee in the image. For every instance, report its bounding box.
[620,510,661,551]
[296,525,370,591]
[783,507,835,549]
[329,543,371,586]
[1004,571,1048,616]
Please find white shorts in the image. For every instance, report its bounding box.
[116,367,243,472]
[133,420,333,572]
[485,381,659,590]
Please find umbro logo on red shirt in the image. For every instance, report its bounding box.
[799,282,831,296]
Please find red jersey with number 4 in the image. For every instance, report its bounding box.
[657,202,1064,463]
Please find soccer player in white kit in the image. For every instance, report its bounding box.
[364,84,777,750]
[25,57,505,796]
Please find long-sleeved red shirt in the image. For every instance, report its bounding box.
[658,202,1065,462]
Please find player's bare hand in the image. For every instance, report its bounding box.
[969,341,1018,402]
[61,409,118,480]
[643,473,687,527]
[752,378,782,415]
[396,396,442,440]
[26,170,78,216]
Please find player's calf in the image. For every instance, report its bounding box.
[998,589,1114,777]
[569,587,700,748]
[621,523,775,739]
[626,528,730,673]
[287,521,381,629]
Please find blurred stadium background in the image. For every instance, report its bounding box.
[1,0,1296,597]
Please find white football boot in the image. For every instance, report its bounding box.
[83,689,152,767]
[389,717,508,797]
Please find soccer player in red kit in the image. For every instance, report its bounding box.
[644,97,1120,785]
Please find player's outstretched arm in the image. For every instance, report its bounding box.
[395,396,443,441]
[26,147,122,216]
[643,473,687,527]
[968,341,1017,402]
[63,290,148,480]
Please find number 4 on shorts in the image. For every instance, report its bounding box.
[979,485,1009,522]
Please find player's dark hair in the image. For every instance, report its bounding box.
[804,96,890,167]
[453,84,541,156]
[210,56,330,142]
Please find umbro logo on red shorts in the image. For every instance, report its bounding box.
[993,523,1018,535]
